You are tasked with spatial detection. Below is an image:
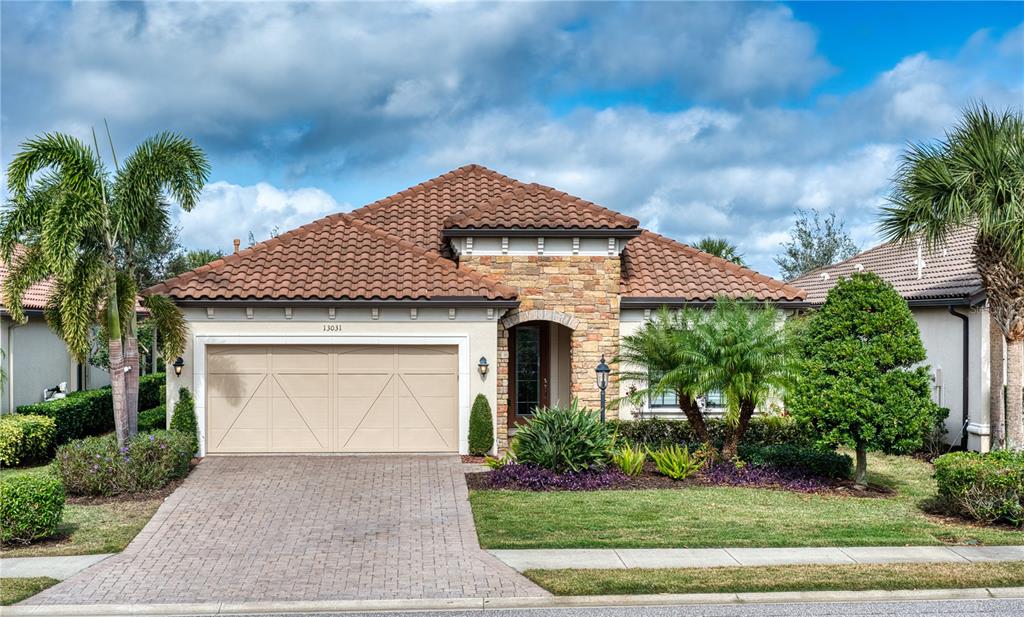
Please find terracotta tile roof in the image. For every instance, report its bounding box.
[145,214,517,302]
[788,225,982,305]
[0,246,55,311]
[621,231,806,302]
[443,183,639,231]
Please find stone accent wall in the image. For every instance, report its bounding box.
[461,255,621,451]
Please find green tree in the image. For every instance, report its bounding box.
[468,394,494,455]
[166,248,224,278]
[879,104,1024,451]
[2,130,208,446]
[695,237,746,266]
[775,209,859,280]
[788,273,940,487]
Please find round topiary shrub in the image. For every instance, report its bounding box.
[511,400,614,473]
[0,473,65,544]
[468,394,494,455]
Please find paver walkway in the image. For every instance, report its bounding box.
[25,456,545,605]
[490,546,1024,571]
[0,554,112,580]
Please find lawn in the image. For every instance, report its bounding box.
[0,465,162,559]
[0,577,60,606]
[470,453,1024,549]
[525,561,1024,596]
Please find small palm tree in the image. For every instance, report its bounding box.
[695,237,746,266]
[879,104,1024,450]
[2,130,208,445]
[697,298,795,459]
[617,307,713,445]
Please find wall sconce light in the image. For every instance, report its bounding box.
[478,356,489,377]
[172,357,185,377]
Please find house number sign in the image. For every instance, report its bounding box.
[322,324,344,332]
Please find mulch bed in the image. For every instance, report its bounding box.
[461,455,488,465]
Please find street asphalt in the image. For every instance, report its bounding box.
[201,598,1024,617]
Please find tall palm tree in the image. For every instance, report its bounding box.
[695,237,746,266]
[617,307,713,444]
[2,131,207,446]
[697,298,795,459]
[879,104,1024,450]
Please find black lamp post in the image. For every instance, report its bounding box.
[595,354,610,422]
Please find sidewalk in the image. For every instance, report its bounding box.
[489,545,1024,570]
[0,554,113,580]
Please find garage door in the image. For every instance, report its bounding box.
[205,345,459,454]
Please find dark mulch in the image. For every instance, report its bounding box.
[461,455,488,464]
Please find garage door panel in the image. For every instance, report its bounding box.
[272,397,330,429]
[207,373,268,399]
[340,428,394,451]
[336,374,392,398]
[208,396,268,430]
[270,347,330,372]
[208,347,268,373]
[272,373,330,396]
[397,346,457,370]
[399,428,455,451]
[211,427,269,452]
[401,374,457,397]
[270,428,327,452]
[336,347,395,371]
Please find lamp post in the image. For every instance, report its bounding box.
[595,354,610,422]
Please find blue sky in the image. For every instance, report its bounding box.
[2,1,1021,277]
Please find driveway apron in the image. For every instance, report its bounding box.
[26,456,546,604]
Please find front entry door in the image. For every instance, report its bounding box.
[509,322,550,426]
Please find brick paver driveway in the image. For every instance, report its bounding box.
[29,456,546,604]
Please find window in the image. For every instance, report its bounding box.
[704,390,726,408]
[514,326,542,417]
[648,370,678,407]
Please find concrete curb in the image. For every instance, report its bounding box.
[7,587,1024,615]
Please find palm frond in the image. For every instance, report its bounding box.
[50,255,107,362]
[6,133,104,203]
[1,243,50,323]
[141,294,189,360]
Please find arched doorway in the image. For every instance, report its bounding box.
[502,310,578,427]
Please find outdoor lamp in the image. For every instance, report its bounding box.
[172,357,185,377]
[478,356,489,377]
[595,354,610,422]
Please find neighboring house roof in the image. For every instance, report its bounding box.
[0,246,55,312]
[788,225,983,305]
[443,183,639,232]
[621,231,806,303]
[154,164,799,304]
[146,214,518,302]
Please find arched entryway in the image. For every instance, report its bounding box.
[501,310,578,427]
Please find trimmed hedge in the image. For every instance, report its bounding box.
[934,450,1024,527]
[55,430,193,496]
[0,473,66,544]
[17,373,164,444]
[170,388,198,456]
[138,406,167,433]
[468,394,494,455]
[0,414,56,467]
[739,444,853,480]
[609,416,812,450]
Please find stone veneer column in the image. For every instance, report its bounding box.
[463,255,621,452]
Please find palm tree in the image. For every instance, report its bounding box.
[2,131,208,446]
[617,307,713,444]
[879,104,1024,450]
[697,298,794,459]
[695,237,746,266]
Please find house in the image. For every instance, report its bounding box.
[0,248,111,413]
[147,164,804,456]
[789,226,1012,452]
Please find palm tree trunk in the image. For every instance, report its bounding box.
[990,324,1005,449]
[124,312,140,436]
[1006,338,1024,451]
[106,285,129,447]
[677,392,710,445]
[722,399,757,459]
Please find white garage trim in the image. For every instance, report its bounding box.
[192,334,472,456]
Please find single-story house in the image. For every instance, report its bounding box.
[789,226,1016,452]
[147,164,804,456]
[1,247,111,413]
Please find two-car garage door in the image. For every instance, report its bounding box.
[205,345,459,454]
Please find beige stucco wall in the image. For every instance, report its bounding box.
[167,306,500,455]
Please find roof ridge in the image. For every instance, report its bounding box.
[443,181,639,229]
[636,229,805,299]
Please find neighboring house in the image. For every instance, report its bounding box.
[0,248,111,413]
[789,226,1011,452]
[147,165,803,456]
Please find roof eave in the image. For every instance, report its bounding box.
[620,296,807,309]
[442,228,642,239]
[171,297,520,309]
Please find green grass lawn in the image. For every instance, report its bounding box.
[470,452,1024,549]
[1,577,60,605]
[525,561,1024,596]
[0,465,162,558]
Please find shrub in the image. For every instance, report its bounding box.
[0,473,65,544]
[487,464,628,491]
[468,394,494,455]
[55,430,193,496]
[0,414,56,466]
[138,406,167,433]
[170,387,198,456]
[609,415,811,450]
[511,401,613,473]
[649,444,704,480]
[612,443,647,477]
[739,444,853,480]
[485,451,515,470]
[934,451,1024,526]
[17,373,165,444]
